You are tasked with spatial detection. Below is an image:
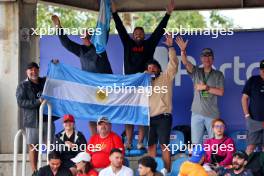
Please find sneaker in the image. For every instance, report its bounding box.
[32,170,38,176]
[124,143,132,150]
[137,143,145,150]
[160,168,168,176]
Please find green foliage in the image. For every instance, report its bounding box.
[209,10,234,28]
[37,3,234,35]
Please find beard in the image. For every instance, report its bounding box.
[232,162,244,170]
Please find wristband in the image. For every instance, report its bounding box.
[245,114,250,118]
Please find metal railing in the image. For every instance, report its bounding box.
[38,99,52,169]
[13,129,27,176]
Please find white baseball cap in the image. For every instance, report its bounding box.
[71,152,91,163]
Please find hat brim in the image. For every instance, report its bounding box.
[97,120,109,125]
[189,157,202,163]
[71,157,81,163]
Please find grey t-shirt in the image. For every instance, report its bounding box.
[189,66,224,118]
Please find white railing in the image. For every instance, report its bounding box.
[37,99,52,169]
[13,129,27,176]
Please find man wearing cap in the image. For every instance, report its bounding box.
[176,37,224,145]
[16,62,56,176]
[87,117,125,170]
[242,60,264,156]
[54,114,87,175]
[51,15,113,136]
[217,151,253,176]
[179,146,208,176]
[99,148,133,176]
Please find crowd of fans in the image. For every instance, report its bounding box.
[15,0,264,175]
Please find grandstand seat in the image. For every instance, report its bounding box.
[230,130,248,151]
[124,157,130,167]
[157,130,185,156]
[169,156,188,176]
[155,157,164,172]
[124,131,147,157]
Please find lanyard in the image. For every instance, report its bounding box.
[202,69,213,84]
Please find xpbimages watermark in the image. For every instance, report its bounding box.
[162,141,234,155]
[96,83,168,97]
[24,27,102,38]
[163,26,234,39]
[31,143,102,152]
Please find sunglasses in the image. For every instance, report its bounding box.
[213,125,225,129]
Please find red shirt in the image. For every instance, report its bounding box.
[87,132,124,169]
[77,169,98,176]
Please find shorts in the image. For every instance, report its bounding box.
[246,118,264,145]
[148,113,172,146]
[26,121,55,145]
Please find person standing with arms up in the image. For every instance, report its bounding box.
[111,0,174,150]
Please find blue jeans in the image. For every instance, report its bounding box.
[191,113,214,144]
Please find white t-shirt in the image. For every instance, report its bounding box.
[99,165,133,176]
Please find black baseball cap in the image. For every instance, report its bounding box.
[233,151,248,160]
[201,48,214,58]
[27,62,39,69]
[260,60,264,69]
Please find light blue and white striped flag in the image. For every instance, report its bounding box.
[43,63,151,125]
[91,0,111,54]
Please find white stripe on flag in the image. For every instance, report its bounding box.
[43,78,149,107]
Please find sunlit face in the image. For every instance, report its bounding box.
[26,67,39,82]
[110,152,123,168]
[201,55,214,68]
[63,121,74,131]
[133,29,145,42]
[147,64,160,75]
[138,164,151,176]
[213,121,225,136]
[97,122,111,137]
[232,156,247,170]
[49,159,61,173]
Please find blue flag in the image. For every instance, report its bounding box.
[43,63,151,125]
[91,0,111,54]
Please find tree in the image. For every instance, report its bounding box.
[37,3,234,35]
[209,10,234,28]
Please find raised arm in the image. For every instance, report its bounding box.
[147,0,174,45]
[111,0,131,44]
[51,15,81,57]
[163,34,178,79]
[175,36,194,73]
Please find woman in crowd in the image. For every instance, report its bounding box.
[203,118,236,167]
[71,152,98,176]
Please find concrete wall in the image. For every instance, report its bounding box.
[0,0,37,154]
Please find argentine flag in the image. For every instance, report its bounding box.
[43,63,151,126]
[91,0,111,54]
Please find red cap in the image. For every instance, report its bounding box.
[63,114,75,123]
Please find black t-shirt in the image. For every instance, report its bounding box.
[218,167,253,176]
[37,165,72,176]
[242,75,264,121]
